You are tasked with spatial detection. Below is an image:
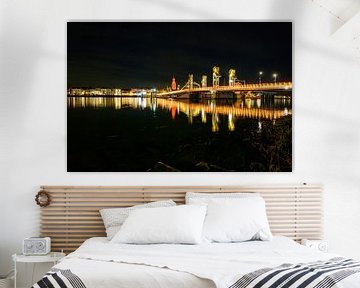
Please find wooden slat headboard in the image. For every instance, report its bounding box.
[39,184,323,253]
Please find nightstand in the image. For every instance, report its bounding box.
[12,252,65,288]
[301,239,328,252]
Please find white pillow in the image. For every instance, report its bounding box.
[111,205,207,244]
[186,192,260,204]
[202,197,272,243]
[100,200,176,240]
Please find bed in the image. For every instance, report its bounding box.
[33,236,360,288]
[33,185,360,288]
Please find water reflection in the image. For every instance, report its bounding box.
[201,109,207,123]
[212,113,219,133]
[257,120,262,133]
[228,113,235,132]
[68,96,292,133]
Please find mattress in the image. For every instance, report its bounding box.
[35,236,360,288]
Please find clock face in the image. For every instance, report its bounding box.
[318,242,327,252]
[36,241,45,250]
[26,242,33,249]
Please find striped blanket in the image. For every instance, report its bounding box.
[32,268,86,288]
[32,258,360,288]
[230,258,360,288]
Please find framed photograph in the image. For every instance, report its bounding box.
[67,21,292,172]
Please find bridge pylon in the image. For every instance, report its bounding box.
[189,74,194,89]
[201,75,207,87]
[212,66,221,87]
[229,69,236,86]
[181,74,200,90]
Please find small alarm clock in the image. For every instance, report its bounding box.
[23,237,51,255]
[301,239,328,252]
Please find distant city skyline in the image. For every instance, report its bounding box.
[67,22,292,89]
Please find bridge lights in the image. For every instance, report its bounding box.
[273,73,278,84]
[259,71,263,84]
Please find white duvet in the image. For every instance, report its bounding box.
[53,237,360,288]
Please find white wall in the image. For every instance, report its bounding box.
[1,0,360,286]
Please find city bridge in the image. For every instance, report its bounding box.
[157,66,291,98]
[157,81,292,98]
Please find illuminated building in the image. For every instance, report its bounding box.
[171,76,177,91]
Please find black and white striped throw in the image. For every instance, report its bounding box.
[32,268,86,288]
[229,257,360,288]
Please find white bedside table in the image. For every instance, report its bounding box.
[12,252,65,288]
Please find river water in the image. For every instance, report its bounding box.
[67,96,292,172]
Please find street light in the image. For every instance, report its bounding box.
[273,73,278,84]
[259,71,263,84]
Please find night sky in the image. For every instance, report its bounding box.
[67,22,292,89]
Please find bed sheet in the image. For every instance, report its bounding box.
[51,236,360,288]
